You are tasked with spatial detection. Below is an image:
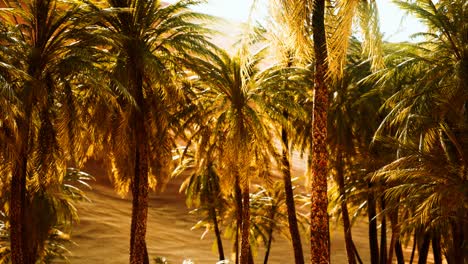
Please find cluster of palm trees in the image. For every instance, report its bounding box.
[0,0,466,264]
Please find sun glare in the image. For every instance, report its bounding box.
[165,0,425,42]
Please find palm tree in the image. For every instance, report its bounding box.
[186,46,278,264]
[174,147,227,261]
[84,0,213,262]
[0,1,97,262]
[270,0,386,262]
[370,1,467,263]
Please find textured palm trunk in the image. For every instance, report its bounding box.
[449,219,465,264]
[234,175,243,264]
[395,239,405,264]
[10,148,27,264]
[23,194,52,264]
[10,101,33,264]
[367,182,379,264]
[210,206,225,261]
[129,69,150,264]
[387,211,402,264]
[336,150,356,264]
[432,234,442,264]
[240,185,251,264]
[310,0,331,263]
[417,233,430,264]
[281,122,305,264]
[409,231,417,264]
[379,197,387,264]
[263,206,276,264]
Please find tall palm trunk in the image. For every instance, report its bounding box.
[263,204,277,264]
[129,67,150,264]
[281,120,304,264]
[336,150,356,264]
[417,233,430,264]
[387,210,403,264]
[10,128,28,264]
[11,75,35,263]
[379,197,387,264]
[240,184,251,264]
[234,175,243,264]
[432,234,442,264]
[310,0,331,262]
[367,182,379,264]
[209,204,225,260]
[395,239,405,264]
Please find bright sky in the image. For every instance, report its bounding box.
[166,0,426,42]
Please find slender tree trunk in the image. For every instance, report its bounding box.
[263,230,273,264]
[432,234,442,264]
[211,206,225,261]
[235,175,243,264]
[10,151,27,264]
[387,211,402,264]
[129,69,149,264]
[310,0,331,263]
[248,246,254,264]
[240,184,251,264]
[450,220,464,264]
[281,119,305,264]
[395,239,405,264]
[417,233,430,264]
[409,231,417,264]
[367,182,379,264]
[11,102,33,264]
[336,150,356,264]
[379,197,387,264]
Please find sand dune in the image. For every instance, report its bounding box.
[64,154,432,264]
[65,155,369,264]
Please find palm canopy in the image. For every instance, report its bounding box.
[185,47,278,187]
[368,0,467,262]
[85,0,214,194]
[0,0,99,262]
[0,0,96,184]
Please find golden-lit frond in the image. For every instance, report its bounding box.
[327,0,385,79]
[327,0,360,78]
[358,0,385,72]
[270,0,315,62]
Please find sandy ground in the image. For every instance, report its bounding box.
[66,180,370,264]
[64,151,433,264]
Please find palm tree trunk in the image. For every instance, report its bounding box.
[263,230,273,264]
[129,69,149,264]
[379,197,387,264]
[395,238,405,264]
[248,246,254,264]
[310,0,331,263]
[11,103,33,264]
[432,234,442,264]
[235,175,243,264]
[10,151,27,264]
[387,211,401,264]
[409,231,417,264]
[367,182,379,264]
[281,120,304,264]
[240,184,251,264]
[417,233,430,264]
[210,206,225,261]
[336,150,356,264]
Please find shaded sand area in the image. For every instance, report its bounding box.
[66,155,433,264]
[65,154,370,264]
[67,181,370,263]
